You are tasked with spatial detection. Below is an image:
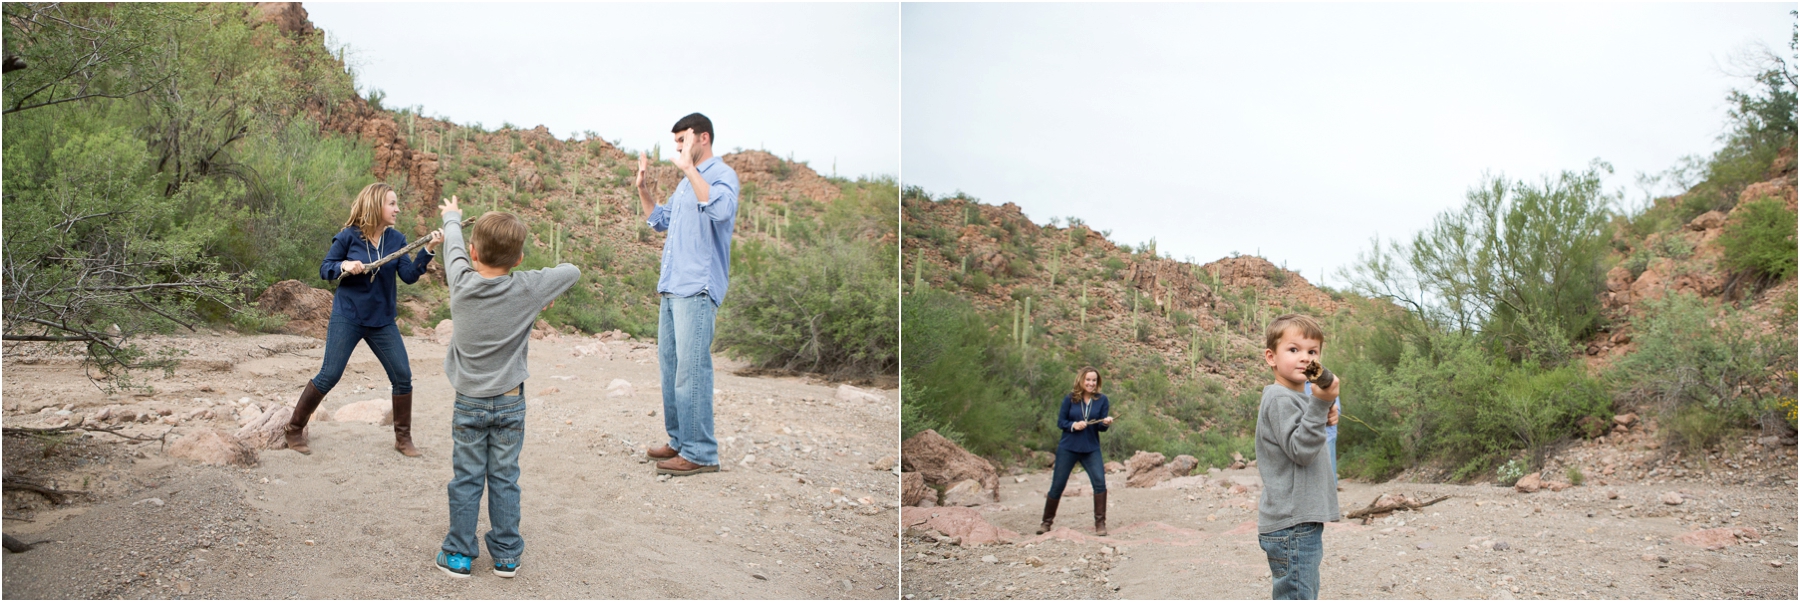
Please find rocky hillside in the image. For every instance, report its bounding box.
[903,195,1349,399]
[1586,146,1799,367]
[252,3,866,338]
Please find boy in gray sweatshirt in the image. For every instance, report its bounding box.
[1255,313,1342,600]
[431,197,579,580]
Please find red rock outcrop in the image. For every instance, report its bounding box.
[256,279,335,339]
[902,430,1000,503]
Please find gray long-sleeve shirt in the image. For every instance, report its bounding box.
[1255,384,1342,534]
[440,211,580,398]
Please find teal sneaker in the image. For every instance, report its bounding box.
[435,551,472,578]
[494,560,519,578]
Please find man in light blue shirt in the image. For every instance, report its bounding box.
[635,113,739,476]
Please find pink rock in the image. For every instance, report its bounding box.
[433,319,454,346]
[334,398,394,425]
[1514,472,1543,493]
[1677,527,1759,550]
[902,430,999,503]
[167,430,257,466]
[900,506,1020,546]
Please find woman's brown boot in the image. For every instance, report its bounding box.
[392,392,420,457]
[1094,491,1108,536]
[1038,496,1060,534]
[285,382,326,454]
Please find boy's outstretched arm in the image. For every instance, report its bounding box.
[438,197,471,290]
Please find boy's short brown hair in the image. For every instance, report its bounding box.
[1264,313,1326,351]
[470,211,527,268]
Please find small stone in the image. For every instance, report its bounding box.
[752,573,767,580]
[1492,541,1510,551]
[304,540,315,546]
[841,580,853,591]
[1771,560,1784,568]
[657,474,670,482]
[1606,490,1619,500]
[1416,541,1435,550]
[1641,554,1658,562]
[133,497,165,507]
[981,555,998,564]
[1661,492,1684,505]
[175,581,191,594]
[1026,556,1044,567]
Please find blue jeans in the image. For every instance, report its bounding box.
[1046,447,1106,498]
[1260,522,1324,600]
[658,293,718,466]
[311,315,412,395]
[441,384,526,564]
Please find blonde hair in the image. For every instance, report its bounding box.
[344,182,396,243]
[1263,313,1326,351]
[470,211,527,268]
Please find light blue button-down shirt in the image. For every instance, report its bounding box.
[647,156,739,306]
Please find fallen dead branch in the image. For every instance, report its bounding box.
[3,423,172,446]
[1347,493,1450,524]
[2,475,91,505]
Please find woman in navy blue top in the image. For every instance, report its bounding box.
[283,182,440,457]
[1040,366,1115,536]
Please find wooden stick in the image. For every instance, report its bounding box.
[1346,494,1450,521]
[331,230,439,279]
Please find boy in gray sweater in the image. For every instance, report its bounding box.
[1255,313,1342,599]
[432,197,579,579]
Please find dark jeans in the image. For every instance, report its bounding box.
[1260,522,1324,599]
[441,383,526,564]
[1046,447,1106,498]
[310,315,412,395]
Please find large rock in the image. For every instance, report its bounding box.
[233,405,299,450]
[1515,472,1543,493]
[1125,451,1199,488]
[255,280,335,339]
[900,506,1020,546]
[433,319,454,346]
[902,471,932,507]
[252,2,314,37]
[1677,527,1759,550]
[334,398,394,425]
[168,430,257,466]
[835,384,885,403]
[941,479,989,507]
[1686,210,1727,231]
[901,430,999,503]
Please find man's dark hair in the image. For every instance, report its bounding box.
[671,112,714,144]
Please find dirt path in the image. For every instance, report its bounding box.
[902,463,1797,600]
[2,332,900,599]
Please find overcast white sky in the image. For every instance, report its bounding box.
[903,3,1795,288]
[307,2,898,179]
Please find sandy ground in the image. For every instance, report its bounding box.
[2,331,900,599]
[902,461,1798,600]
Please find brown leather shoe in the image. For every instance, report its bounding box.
[284,382,327,454]
[655,456,719,476]
[284,424,311,455]
[392,392,420,457]
[646,444,679,460]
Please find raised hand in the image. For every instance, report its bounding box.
[671,129,697,171]
[425,230,444,253]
